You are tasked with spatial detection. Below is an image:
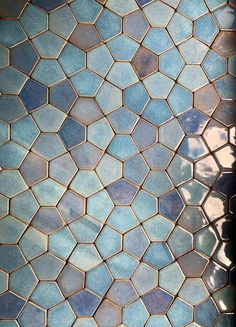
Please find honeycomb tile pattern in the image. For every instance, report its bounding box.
[0,0,235,326]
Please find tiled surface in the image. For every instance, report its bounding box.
[0,0,236,326]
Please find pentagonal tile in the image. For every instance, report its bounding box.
[212,31,236,57]
[95,226,122,259]
[49,5,76,39]
[58,44,86,77]
[132,119,157,151]
[71,97,103,125]
[168,83,193,115]
[50,79,77,113]
[142,288,173,314]
[123,81,149,114]
[0,215,26,244]
[59,117,86,150]
[179,278,209,305]
[168,226,193,257]
[30,281,64,309]
[86,263,113,297]
[143,1,174,27]
[48,301,76,327]
[96,154,122,186]
[213,4,236,30]
[106,0,138,16]
[143,171,173,197]
[32,59,66,87]
[19,226,47,261]
[194,13,219,45]
[203,261,228,292]
[87,190,114,223]
[0,141,28,169]
[123,299,149,327]
[95,9,122,41]
[32,133,66,160]
[143,28,173,55]
[178,206,208,233]
[32,178,66,206]
[178,250,208,277]
[68,289,101,317]
[69,244,102,272]
[70,69,103,97]
[0,170,28,198]
[178,38,208,64]
[0,292,26,319]
[178,136,209,161]
[168,298,193,327]
[179,109,209,135]
[131,263,158,295]
[69,24,102,51]
[179,179,209,205]
[159,119,185,150]
[131,190,158,222]
[96,81,122,115]
[123,10,149,42]
[0,245,26,273]
[87,44,114,77]
[107,62,138,90]
[214,74,236,100]
[31,252,64,280]
[95,300,121,327]
[167,154,193,186]
[70,0,102,23]
[0,20,26,48]
[70,171,103,198]
[195,298,219,327]
[0,45,9,68]
[9,264,35,299]
[143,215,174,242]
[107,280,138,307]
[203,120,228,151]
[32,207,64,235]
[143,143,174,170]
[107,178,138,205]
[178,0,208,20]
[159,262,185,295]
[144,72,174,99]
[194,226,219,257]
[71,142,103,170]
[178,65,208,92]
[11,115,39,148]
[124,226,149,259]
[131,46,158,80]
[143,243,174,269]
[107,206,138,234]
[19,79,48,112]
[32,31,65,59]
[107,135,138,161]
[30,0,64,12]
[20,152,48,186]
[167,12,192,45]
[69,215,102,243]
[49,227,76,260]
[107,251,139,279]
[88,118,114,150]
[107,34,139,61]
[0,66,28,94]
[159,47,185,79]
[0,0,26,18]
[124,153,149,186]
[11,40,39,75]
[107,107,139,134]
[57,263,84,297]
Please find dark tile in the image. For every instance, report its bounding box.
[0,292,26,319]
[213,101,236,127]
[214,172,236,197]
[136,0,154,7]
[178,251,208,277]
[20,79,48,112]
[212,31,236,57]
[142,288,173,314]
[194,84,220,116]
[11,40,39,74]
[203,261,228,292]
[59,117,86,150]
[69,289,101,316]
[50,79,77,113]
[215,217,236,242]
[31,0,64,12]
[160,190,184,222]
[0,0,26,18]
[195,298,220,327]
[107,179,138,205]
[132,46,158,79]
[69,24,102,51]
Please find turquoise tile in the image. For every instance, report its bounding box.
[143,171,173,197]
[159,47,185,79]
[0,44,9,69]
[49,5,76,39]
[0,95,27,123]
[31,252,64,280]
[213,286,236,313]
[73,318,97,327]
[70,69,103,97]
[0,141,28,169]
[179,180,209,205]
[32,59,66,87]
[123,82,149,114]
[213,5,236,30]
[143,215,174,241]
[19,226,47,261]
[70,0,102,23]
[0,170,28,198]
[106,0,138,16]
[58,44,86,76]
[49,227,76,260]
[205,0,226,10]
[168,298,193,327]
[143,242,174,269]
[11,40,39,75]
[178,0,208,20]
[32,104,66,132]
[32,178,66,206]
[86,263,113,297]
[87,45,114,77]
[88,118,114,150]
[178,65,208,91]
[202,50,227,81]
[214,75,236,100]
[143,99,173,125]
[107,62,138,89]
[69,215,102,243]
[143,28,173,54]
[9,264,38,299]
[70,171,103,198]
[30,281,64,309]
[0,245,26,273]
[178,38,208,64]
[132,119,157,150]
[50,153,78,186]
[178,136,209,161]
[59,117,86,150]
[48,301,76,327]
[131,262,158,295]
[167,13,192,44]
[0,20,26,47]
[11,115,39,149]
[124,226,150,259]
[108,135,138,160]
[0,271,7,294]
[194,226,219,257]
[87,190,114,223]
[0,215,26,244]
[131,190,158,222]
[95,9,122,41]
[159,119,185,150]
[0,120,9,144]
[168,226,193,257]
[168,84,193,115]
[69,244,102,271]
[107,107,139,134]
[0,66,28,94]
[159,262,185,295]
[96,81,122,114]
[143,143,174,169]
[179,278,209,305]
[178,206,208,233]
[195,298,219,327]
[19,3,48,38]
[107,206,138,234]
[107,252,138,279]
[167,154,193,186]
[194,13,219,45]
[123,299,149,327]
[144,72,175,98]
[143,1,174,27]
[124,153,149,185]
[95,226,122,259]
[0,194,8,219]
[32,133,66,160]
[32,31,65,59]
[146,316,171,327]
[96,153,122,186]
[107,35,139,61]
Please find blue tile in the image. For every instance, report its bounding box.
[144,242,174,269]
[11,40,39,74]
[59,117,85,150]
[0,292,26,319]
[179,109,209,134]
[160,190,185,221]
[69,289,101,316]
[0,20,26,47]
[20,79,48,112]
[18,302,46,327]
[31,0,64,12]
[123,82,149,114]
[142,288,173,314]
[50,79,77,113]
[95,9,122,41]
[143,28,173,54]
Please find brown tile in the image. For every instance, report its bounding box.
[212,31,236,57]
[69,24,102,51]
[19,152,48,186]
[178,251,208,277]
[95,300,121,327]
[123,10,149,42]
[194,84,220,115]
[0,0,26,18]
[131,46,158,79]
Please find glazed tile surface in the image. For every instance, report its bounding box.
[0,0,236,326]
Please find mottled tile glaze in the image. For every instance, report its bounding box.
[0,1,235,326]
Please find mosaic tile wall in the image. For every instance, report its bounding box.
[0,0,236,326]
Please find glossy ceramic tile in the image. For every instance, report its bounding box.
[0,0,235,325]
